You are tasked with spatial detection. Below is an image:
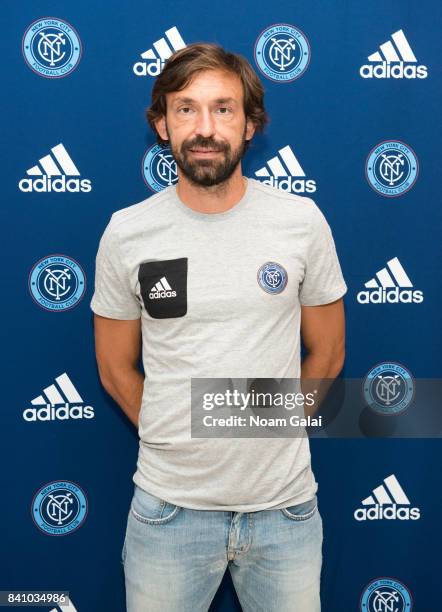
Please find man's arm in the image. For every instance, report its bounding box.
[300,297,345,415]
[93,314,144,428]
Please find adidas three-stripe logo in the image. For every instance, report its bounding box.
[255,145,306,178]
[31,372,83,406]
[19,143,92,193]
[133,27,186,76]
[357,257,423,304]
[149,276,177,299]
[141,26,186,61]
[361,474,410,506]
[360,29,428,79]
[23,372,94,422]
[364,256,412,289]
[368,29,417,64]
[354,474,420,521]
[26,143,80,177]
[254,145,316,194]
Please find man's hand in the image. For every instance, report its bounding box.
[93,314,144,427]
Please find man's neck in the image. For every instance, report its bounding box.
[175,167,247,214]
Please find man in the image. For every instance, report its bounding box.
[90,43,347,612]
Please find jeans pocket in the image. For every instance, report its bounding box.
[280,494,318,521]
[130,484,182,525]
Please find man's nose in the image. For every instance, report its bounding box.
[194,108,216,138]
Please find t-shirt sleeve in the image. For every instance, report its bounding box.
[90,216,141,320]
[299,201,348,306]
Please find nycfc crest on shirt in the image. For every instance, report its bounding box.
[142,144,178,192]
[28,254,86,311]
[254,23,310,82]
[257,262,288,294]
[359,577,413,611]
[22,18,82,78]
[365,140,418,197]
[363,362,415,415]
[31,481,88,535]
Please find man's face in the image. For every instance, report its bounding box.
[155,69,255,187]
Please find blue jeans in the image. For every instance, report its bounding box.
[122,484,323,611]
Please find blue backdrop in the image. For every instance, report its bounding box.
[2,1,441,610]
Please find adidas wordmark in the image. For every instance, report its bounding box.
[357,257,423,304]
[354,474,420,521]
[23,372,94,422]
[19,143,92,193]
[360,29,428,79]
[149,276,177,299]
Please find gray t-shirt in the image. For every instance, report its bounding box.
[90,177,347,511]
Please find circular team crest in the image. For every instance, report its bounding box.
[254,23,310,82]
[142,144,178,192]
[366,140,418,197]
[22,17,82,78]
[360,577,413,611]
[28,254,86,311]
[363,362,415,415]
[31,480,88,536]
[257,261,288,294]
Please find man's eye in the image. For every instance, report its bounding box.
[217,107,232,114]
[178,107,192,113]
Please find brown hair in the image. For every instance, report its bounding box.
[146,42,269,147]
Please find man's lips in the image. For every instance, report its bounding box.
[189,148,221,153]
[188,148,223,158]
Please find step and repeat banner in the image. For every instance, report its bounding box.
[2,1,441,611]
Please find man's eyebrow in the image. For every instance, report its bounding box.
[172,96,238,105]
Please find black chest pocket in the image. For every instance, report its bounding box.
[138,257,188,319]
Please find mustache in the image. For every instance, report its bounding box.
[182,139,228,152]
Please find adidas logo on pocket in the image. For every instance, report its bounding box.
[139,257,187,318]
[149,276,177,299]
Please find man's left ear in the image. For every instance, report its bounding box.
[245,118,256,141]
[155,115,168,142]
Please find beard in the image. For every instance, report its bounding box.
[167,124,249,187]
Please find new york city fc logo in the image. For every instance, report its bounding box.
[142,144,178,192]
[360,577,413,611]
[363,362,415,416]
[28,254,86,311]
[257,262,288,294]
[365,141,418,197]
[22,18,82,78]
[254,24,310,82]
[31,481,88,536]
